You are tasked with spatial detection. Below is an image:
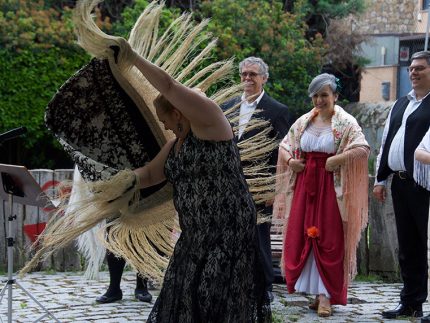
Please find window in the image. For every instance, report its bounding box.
[424,0,430,10]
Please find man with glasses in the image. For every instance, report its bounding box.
[374,50,430,320]
[222,56,289,302]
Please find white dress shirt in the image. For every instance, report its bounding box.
[375,90,430,186]
[238,90,265,139]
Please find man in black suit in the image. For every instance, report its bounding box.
[222,56,289,302]
[373,50,430,321]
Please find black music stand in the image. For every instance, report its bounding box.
[0,164,60,322]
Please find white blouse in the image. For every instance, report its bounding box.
[300,123,335,154]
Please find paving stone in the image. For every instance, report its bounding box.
[1,271,429,322]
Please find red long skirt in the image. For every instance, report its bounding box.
[283,152,346,305]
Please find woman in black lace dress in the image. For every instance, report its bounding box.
[111,40,270,322]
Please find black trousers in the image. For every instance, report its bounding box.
[106,251,146,292]
[257,206,275,291]
[391,174,429,306]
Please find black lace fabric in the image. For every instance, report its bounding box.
[147,133,271,323]
[45,58,160,182]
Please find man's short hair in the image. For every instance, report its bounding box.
[239,57,269,78]
[411,51,430,65]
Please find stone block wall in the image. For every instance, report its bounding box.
[353,0,418,34]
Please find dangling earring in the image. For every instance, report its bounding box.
[177,122,183,133]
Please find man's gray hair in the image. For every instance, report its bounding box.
[308,73,337,97]
[239,57,269,78]
[411,51,430,65]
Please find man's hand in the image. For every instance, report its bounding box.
[289,158,305,173]
[373,185,386,202]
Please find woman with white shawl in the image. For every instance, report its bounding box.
[273,73,369,317]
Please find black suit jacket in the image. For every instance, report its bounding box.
[222,92,289,173]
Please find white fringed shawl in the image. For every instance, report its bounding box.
[414,128,430,191]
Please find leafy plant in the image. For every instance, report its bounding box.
[0,0,105,168]
[197,0,326,120]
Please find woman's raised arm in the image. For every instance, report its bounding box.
[114,39,232,140]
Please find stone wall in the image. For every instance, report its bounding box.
[345,101,393,173]
[353,0,418,34]
[347,102,400,281]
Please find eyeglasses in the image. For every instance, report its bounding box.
[240,72,262,78]
[407,65,429,73]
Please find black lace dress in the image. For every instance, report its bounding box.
[147,132,270,323]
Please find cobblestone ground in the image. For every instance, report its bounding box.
[0,271,429,322]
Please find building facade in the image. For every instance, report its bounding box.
[355,0,428,102]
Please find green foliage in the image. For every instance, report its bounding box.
[0,47,88,145]
[112,0,326,119]
[354,273,383,283]
[291,0,366,32]
[0,0,112,51]
[110,0,218,96]
[310,0,365,19]
[111,0,180,38]
[0,0,361,168]
[197,0,326,120]
[0,47,89,167]
[0,0,90,168]
[0,0,75,51]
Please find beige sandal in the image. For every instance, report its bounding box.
[317,304,332,317]
[317,295,332,317]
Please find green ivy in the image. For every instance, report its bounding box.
[0,47,88,145]
[0,46,89,168]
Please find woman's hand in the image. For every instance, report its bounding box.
[289,158,305,173]
[109,37,138,67]
[325,154,345,172]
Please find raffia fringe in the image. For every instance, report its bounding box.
[20,170,178,283]
[22,0,278,279]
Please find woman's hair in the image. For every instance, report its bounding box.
[308,73,337,97]
[153,94,175,113]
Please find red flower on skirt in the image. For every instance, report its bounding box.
[307,226,319,238]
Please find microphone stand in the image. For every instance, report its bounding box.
[0,128,60,322]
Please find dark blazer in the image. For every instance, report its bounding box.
[222,92,289,173]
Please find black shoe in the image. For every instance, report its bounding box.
[267,290,274,303]
[381,303,423,319]
[96,290,123,303]
[422,314,430,322]
[135,289,152,303]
